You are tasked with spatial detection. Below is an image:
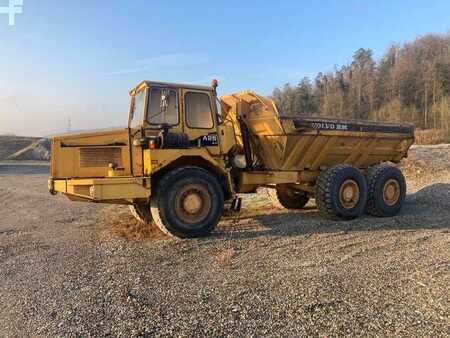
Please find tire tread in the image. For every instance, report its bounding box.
[315,164,367,220]
[151,166,224,238]
[366,164,406,217]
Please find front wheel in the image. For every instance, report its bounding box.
[150,166,224,238]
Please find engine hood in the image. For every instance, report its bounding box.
[50,128,131,179]
[52,128,129,147]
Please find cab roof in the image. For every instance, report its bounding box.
[129,80,214,96]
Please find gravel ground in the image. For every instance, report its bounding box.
[0,147,449,337]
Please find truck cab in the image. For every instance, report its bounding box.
[126,81,228,177]
[49,81,236,238]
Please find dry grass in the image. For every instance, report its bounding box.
[216,247,236,267]
[414,129,450,145]
[99,206,166,241]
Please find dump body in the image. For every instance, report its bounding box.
[220,91,414,172]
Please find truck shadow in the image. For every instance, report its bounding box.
[214,183,450,240]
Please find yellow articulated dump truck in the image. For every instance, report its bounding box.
[48,80,415,238]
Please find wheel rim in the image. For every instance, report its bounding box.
[174,184,211,226]
[339,179,360,209]
[383,179,401,206]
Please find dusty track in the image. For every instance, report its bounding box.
[0,147,449,336]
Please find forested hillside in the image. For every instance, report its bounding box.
[273,33,450,133]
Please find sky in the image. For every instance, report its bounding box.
[1,0,449,136]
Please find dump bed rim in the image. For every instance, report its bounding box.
[280,116,415,135]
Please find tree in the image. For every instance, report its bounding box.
[272,32,450,133]
[294,77,314,115]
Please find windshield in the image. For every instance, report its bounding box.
[129,90,145,128]
[147,87,179,125]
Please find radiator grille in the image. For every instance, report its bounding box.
[79,147,122,168]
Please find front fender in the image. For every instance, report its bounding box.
[143,148,226,176]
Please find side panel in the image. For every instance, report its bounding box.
[255,132,414,171]
[51,129,131,179]
[217,122,237,154]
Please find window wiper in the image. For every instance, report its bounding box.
[147,109,165,122]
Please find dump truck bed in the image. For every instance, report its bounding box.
[274,116,414,170]
[221,91,415,171]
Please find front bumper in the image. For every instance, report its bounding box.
[48,177,151,202]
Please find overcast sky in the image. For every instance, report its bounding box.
[1,0,449,136]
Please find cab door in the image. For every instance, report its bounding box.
[182,89,220,155]
[135,86,182,176]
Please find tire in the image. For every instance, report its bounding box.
[129,203,153,224]
[150,166,224,238]
[274,184,309,209]
[366,164,406,217]
[315,164,368,220]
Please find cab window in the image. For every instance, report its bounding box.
[185,92,214,129]
[147,87,179,125]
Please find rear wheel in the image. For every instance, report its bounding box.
[315,164,367,220]
[273,184,309,209]
[366,164,406,217]
[150,166,224,238]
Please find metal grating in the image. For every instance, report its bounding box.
[79,147,122,168]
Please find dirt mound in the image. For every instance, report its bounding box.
[0,135,39,160]
[7,138,51,161]
[411,183,450,207]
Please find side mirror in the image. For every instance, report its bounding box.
[160,88,170,112]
